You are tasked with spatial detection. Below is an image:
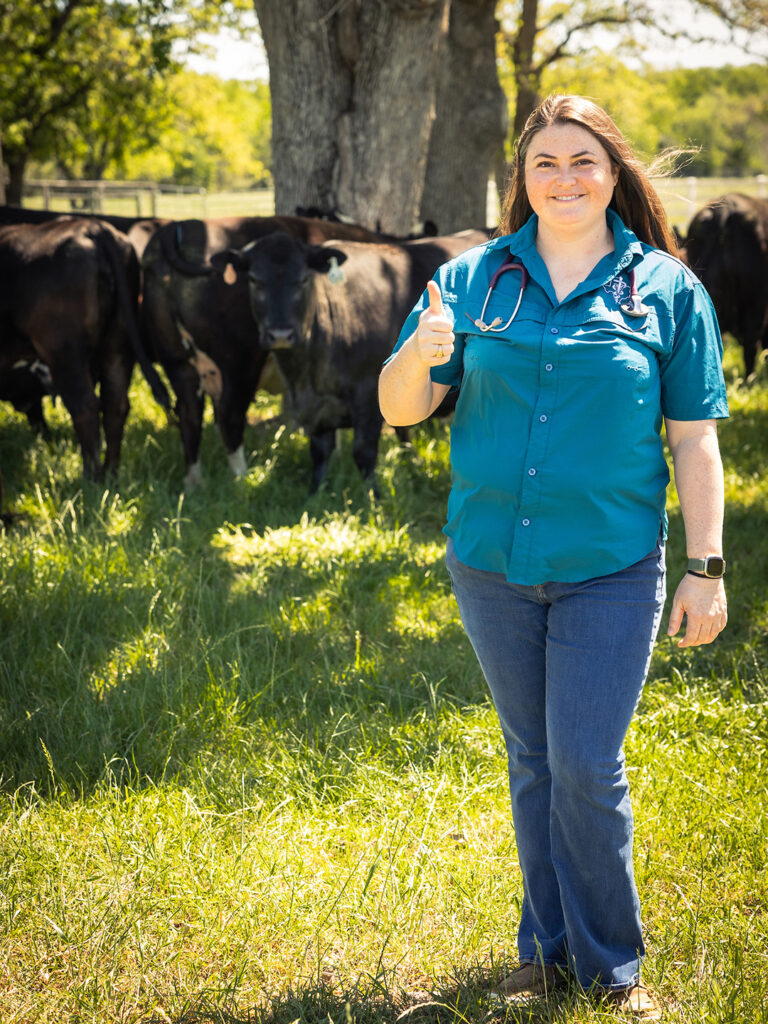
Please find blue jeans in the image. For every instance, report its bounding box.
[446,537,666,990]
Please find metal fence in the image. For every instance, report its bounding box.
[22,179,275,219]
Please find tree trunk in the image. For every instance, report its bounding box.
[5,155,26,206]
[420,0,508,232]
[512,0,540,140]
[253,0,449,234]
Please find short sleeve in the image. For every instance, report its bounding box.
[659,280,729,421]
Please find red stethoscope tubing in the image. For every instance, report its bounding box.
[465,255,649,331]
[465,254,529,332]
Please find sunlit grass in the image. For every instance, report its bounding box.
[0,338,766,1023]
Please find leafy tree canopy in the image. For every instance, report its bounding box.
[0,0,252,200]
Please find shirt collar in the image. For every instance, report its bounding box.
[489,209,646,303]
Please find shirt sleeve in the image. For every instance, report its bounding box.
[659,279,729,421]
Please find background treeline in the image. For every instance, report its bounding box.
[25,58,768,193]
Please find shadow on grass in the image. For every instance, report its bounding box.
[139,968,602,1024]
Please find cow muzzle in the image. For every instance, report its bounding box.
[265,327,296,350]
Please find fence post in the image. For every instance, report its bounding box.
[757,174,767,199]
[686,176,697,204]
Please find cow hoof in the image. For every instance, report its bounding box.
[228,445,248,478]
[184,461,203,491]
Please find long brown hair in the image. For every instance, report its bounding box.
[498,94,679,256]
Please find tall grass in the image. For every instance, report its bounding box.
[0,338,766,1023]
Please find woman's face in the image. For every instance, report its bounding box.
[523,123,619,237]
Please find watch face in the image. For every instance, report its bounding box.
[705,556,725,576]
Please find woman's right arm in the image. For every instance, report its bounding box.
[378,281,454,426]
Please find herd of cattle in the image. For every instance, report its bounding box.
[1,191,767,515]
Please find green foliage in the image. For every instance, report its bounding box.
[0,0,255,196]
[0,339,766,1021]
[119,73,272,188]
[536,54,768,175]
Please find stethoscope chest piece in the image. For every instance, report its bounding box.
[620,268,650,319]
[621,296,651,318]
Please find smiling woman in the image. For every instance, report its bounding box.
[379,93,728,1020]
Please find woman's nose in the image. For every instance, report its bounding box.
[554,163,576,182]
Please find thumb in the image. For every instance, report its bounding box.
[426,280,444,316]
[667,598,683,637]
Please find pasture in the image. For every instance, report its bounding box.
[0,328,767,1024]
[20,174,768,229]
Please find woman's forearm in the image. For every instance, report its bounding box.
[666,420,724,557]
[378,333,449,426]
[379,281,455,426]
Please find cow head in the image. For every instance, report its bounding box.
[211,232,348,351]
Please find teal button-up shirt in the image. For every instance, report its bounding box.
[391,210,729,585]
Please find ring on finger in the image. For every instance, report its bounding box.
[435,343,444,358]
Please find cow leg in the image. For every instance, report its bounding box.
[742,335,759,379]
[99,341,133,477]
[49,363,103,480]
[309,429,336,492]
[25,399,50,438]
[216,364,265,478]
[165,360,206,488]
[352,415,385,496]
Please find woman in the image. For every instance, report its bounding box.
[379,95,728,1019]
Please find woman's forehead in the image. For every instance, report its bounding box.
[526,123,609,160]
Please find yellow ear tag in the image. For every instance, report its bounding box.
[223,263,237,285]
[327,256,345,284]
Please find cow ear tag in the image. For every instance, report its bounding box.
[223,262,237,285]
[327,256,346,285]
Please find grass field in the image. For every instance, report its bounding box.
[1,331,767,1024]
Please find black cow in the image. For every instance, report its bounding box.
[139,215,391,489]
[0,204,166,260]
[213,229,488,491]
[684,193,768,379]
[0,217,170,479]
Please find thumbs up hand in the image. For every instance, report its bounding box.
[415,280,454,365]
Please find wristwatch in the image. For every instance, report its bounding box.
[687,555,726,579]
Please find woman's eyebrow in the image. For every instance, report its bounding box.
[531,149,595,160]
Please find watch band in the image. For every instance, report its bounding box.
[687,555,726,578]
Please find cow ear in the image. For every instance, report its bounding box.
[210,249,247,284]
[307,246,348,275]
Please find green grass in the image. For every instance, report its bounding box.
[0,337,766,1023]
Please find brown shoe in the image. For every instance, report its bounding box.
[606,983,663,1020]
[491,961,566,1000]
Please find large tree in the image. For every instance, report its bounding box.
[420,0,508,231]
[253,0,457,235]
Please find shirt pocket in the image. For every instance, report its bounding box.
[559,309,664,419]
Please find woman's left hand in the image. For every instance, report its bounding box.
[667,574,727,647]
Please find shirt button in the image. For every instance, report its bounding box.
[550,327,559,335]
[528,467,537,476]
[545,363,554,372]
[522,518,531,527]
[539,414,548,422]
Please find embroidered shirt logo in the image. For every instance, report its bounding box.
[603,275,629,305]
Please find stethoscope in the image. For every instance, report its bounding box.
[465,253,649,332]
